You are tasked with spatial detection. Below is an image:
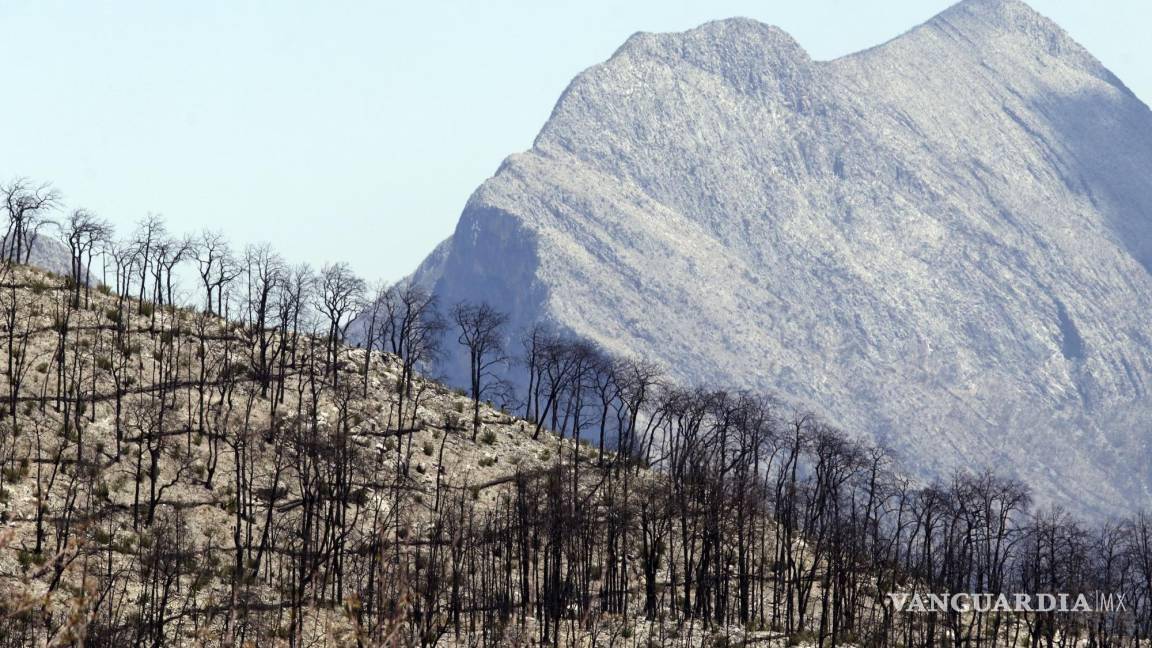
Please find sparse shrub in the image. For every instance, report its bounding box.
[422,441,434,456]
[481,430,497,445]
[787,630,817,646]
[222,363,248,381]
[17,549,36,571]
[2,463,27,483]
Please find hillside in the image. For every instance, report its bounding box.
[0,261,850,646]
[413,0,1152,517]
[0,263,575,645]
[0,258,1147,646]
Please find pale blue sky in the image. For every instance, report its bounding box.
[1,1,1147,282]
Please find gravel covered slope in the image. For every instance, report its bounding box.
[418,0,1152,515]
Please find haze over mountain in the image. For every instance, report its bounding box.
[413,0,1152,515]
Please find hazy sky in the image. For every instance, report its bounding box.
[1,1,1147,282]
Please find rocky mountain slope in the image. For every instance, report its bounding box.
[414,0,1152,516]
[0,236,71,276]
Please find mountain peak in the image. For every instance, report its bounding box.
[536,17,815,153]
[948,0,1044,18]
[924,0,1094,63]
[611,17,810,68]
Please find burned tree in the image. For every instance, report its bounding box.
[61,209,111,306]
[451,300,509,439]
[316,262,364,385]
[2,178,60,264]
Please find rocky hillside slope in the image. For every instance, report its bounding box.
[1,259,1145,646]
[414,0,1152,515]
[0,263,830,646]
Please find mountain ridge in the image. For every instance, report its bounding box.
[415,0,1152,516]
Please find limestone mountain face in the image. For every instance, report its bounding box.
[416,0,1152,515]
[3,236,71,276]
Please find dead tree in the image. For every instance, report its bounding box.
[382,281,443,428]
[358,280,390,397]
[451,301,509,439]
[316,262,364,385]
[61,209,112,306]
[2,178,60,264]
[132,214,166,306]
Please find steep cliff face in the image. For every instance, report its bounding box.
[417,0,1152,515]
